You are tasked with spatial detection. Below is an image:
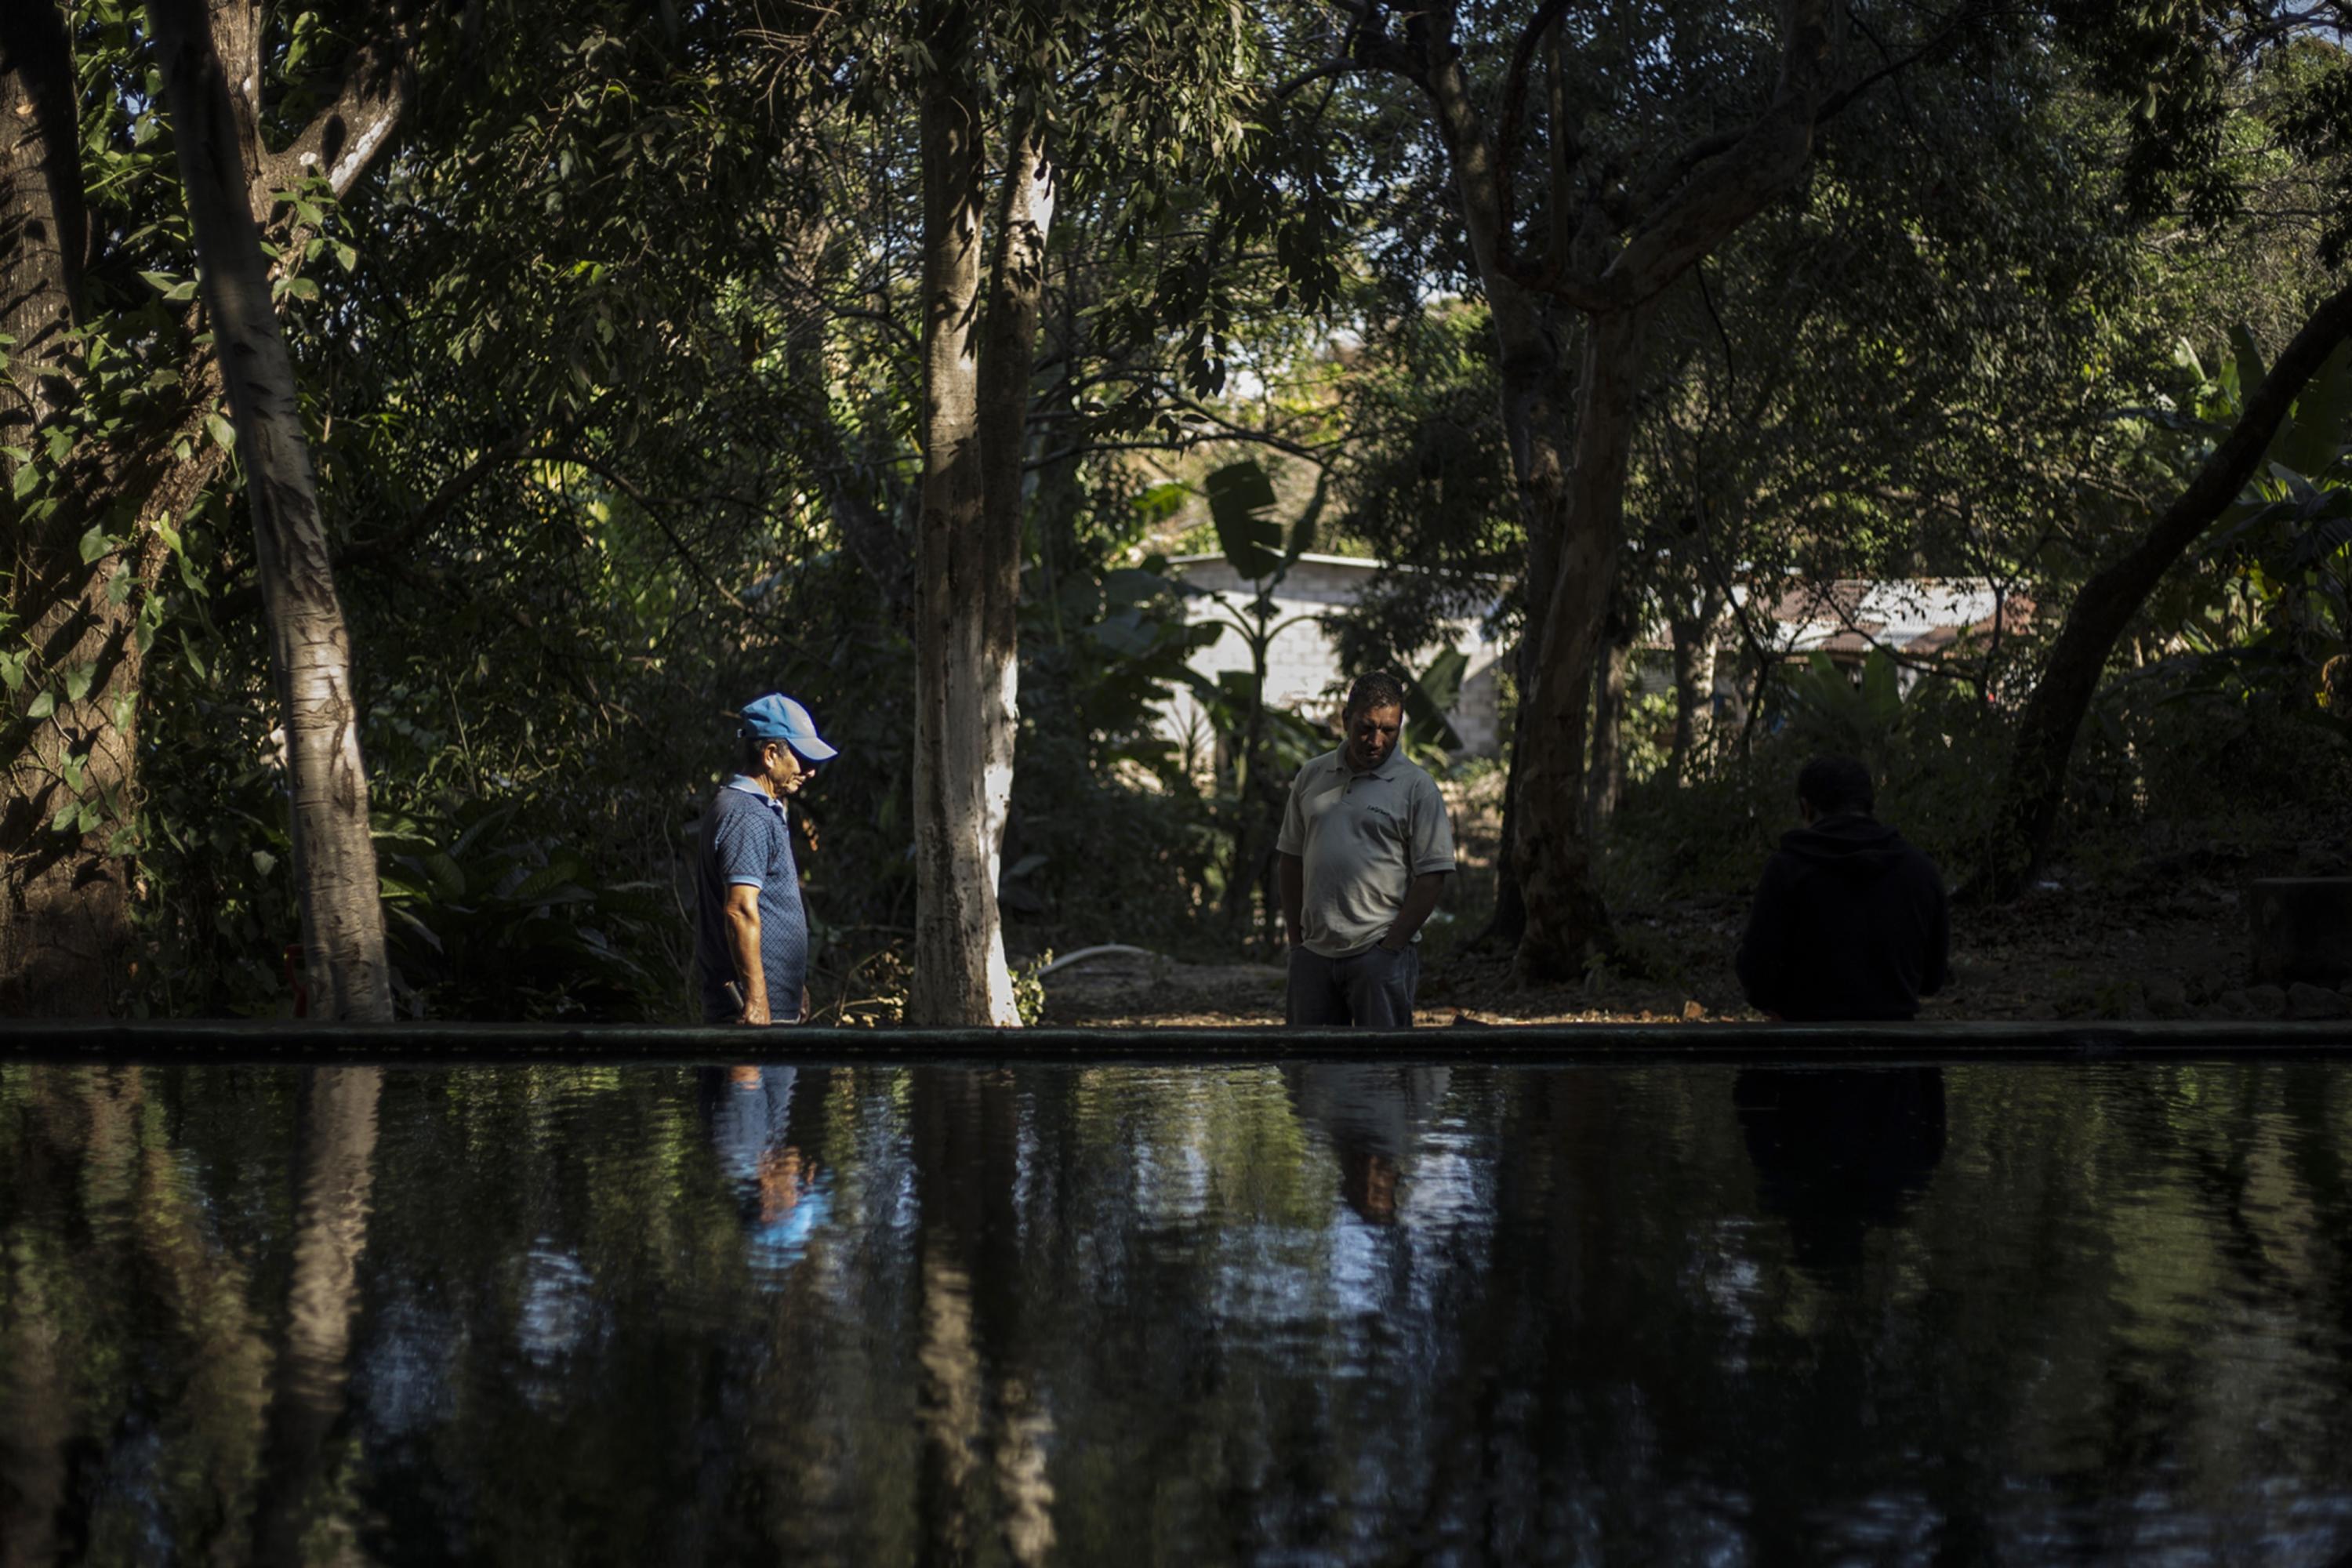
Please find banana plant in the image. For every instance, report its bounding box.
[1780,648,1909,759]
[2189,327,2352,731]
[1175,457,1331,932]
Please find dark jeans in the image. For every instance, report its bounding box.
[1287,942,1420,1028]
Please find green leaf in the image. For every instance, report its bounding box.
[1288,470,1329,564]
[252,849,278,876]
[206,412,237,452]
[1205,458,1282,582]
[0,652,24,693]
[80,524,112,564]
[284,276,320,303]
[50,803,78,836]
[11,463,38,502]
[425,851,466,899]
[334,242,358,274]
[1860,649,1902,720]
[2229,322,2267,406]
[26,691,55,720]
[1086,610,1157,658]
[2276,340,2352,480]
[1403,648,1467,751]
[63,664,93,702]
[77,802,100,835]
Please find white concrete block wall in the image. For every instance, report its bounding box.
[1155,557,1508,768]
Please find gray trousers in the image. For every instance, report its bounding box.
[1287,942,1420,1028]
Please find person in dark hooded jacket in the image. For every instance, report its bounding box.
[1737,755,1950,1022]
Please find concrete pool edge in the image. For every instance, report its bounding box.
[5,1017,2352,1065]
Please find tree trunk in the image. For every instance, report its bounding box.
[1464,287,1573,954]
[1667,597,1720,779]
[1512,305,1651,980]
[151,0,392,1020]
[1404,0,1831,968]
[1979,278,2352,898]
[909,6,1046,1026]
[1,5,136,1014]
[4,0,405,1014]
[1584,603,1631,836]
[0,1,81,437]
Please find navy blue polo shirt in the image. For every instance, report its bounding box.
[694,777,810,1023]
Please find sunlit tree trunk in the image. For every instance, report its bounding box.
[150,0,392,1019]
[1584,595,1632,834]
[910,6,1051,1027]
[1667,597,1720,780]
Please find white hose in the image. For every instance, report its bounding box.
[1035,944,1160,976]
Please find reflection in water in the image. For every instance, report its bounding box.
[254,1066,383,1567]
[1733,1067,1947,1270]
[2,1059,2350,1563]
[1284,1063,1451,1224]
[700,1066,830,1274]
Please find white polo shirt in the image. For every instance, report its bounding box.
[1276,747,1456,956]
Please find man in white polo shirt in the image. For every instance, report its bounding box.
[1276,671,1456,1028]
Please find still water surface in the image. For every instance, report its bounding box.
[2,1059,2350,1565]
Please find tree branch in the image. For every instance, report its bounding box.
[1590,0,1838,307]
[1492,0,1578,260]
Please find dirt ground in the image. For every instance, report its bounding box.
[1037,804,2352,1028]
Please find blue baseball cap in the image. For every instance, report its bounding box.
[739,693,838,761]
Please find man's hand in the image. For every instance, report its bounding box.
[739,994,772,1026]
[1379,870,1450,953]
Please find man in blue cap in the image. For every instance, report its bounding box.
[694,693,838,1025]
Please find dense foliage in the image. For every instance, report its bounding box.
[2,0,2347,1018]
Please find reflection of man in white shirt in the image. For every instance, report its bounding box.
[1276,672,1455,1029]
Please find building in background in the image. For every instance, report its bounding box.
[1158,554,1511,761]
[1156,561,2031,771]
[1635,578,2034,720]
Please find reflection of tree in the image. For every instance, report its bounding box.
[252,1065,383,1567]
[911,1068,1057,1566]
[0,1066,274,1562]
[9,1062,2352,1559]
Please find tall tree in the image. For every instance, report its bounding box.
[147,0,393,1018]
[1979,5,2352,892]
[908,0,1046,1025]
[1,2,409,1013]
[883,0,1254,1022]
[1287,0,1993,978]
